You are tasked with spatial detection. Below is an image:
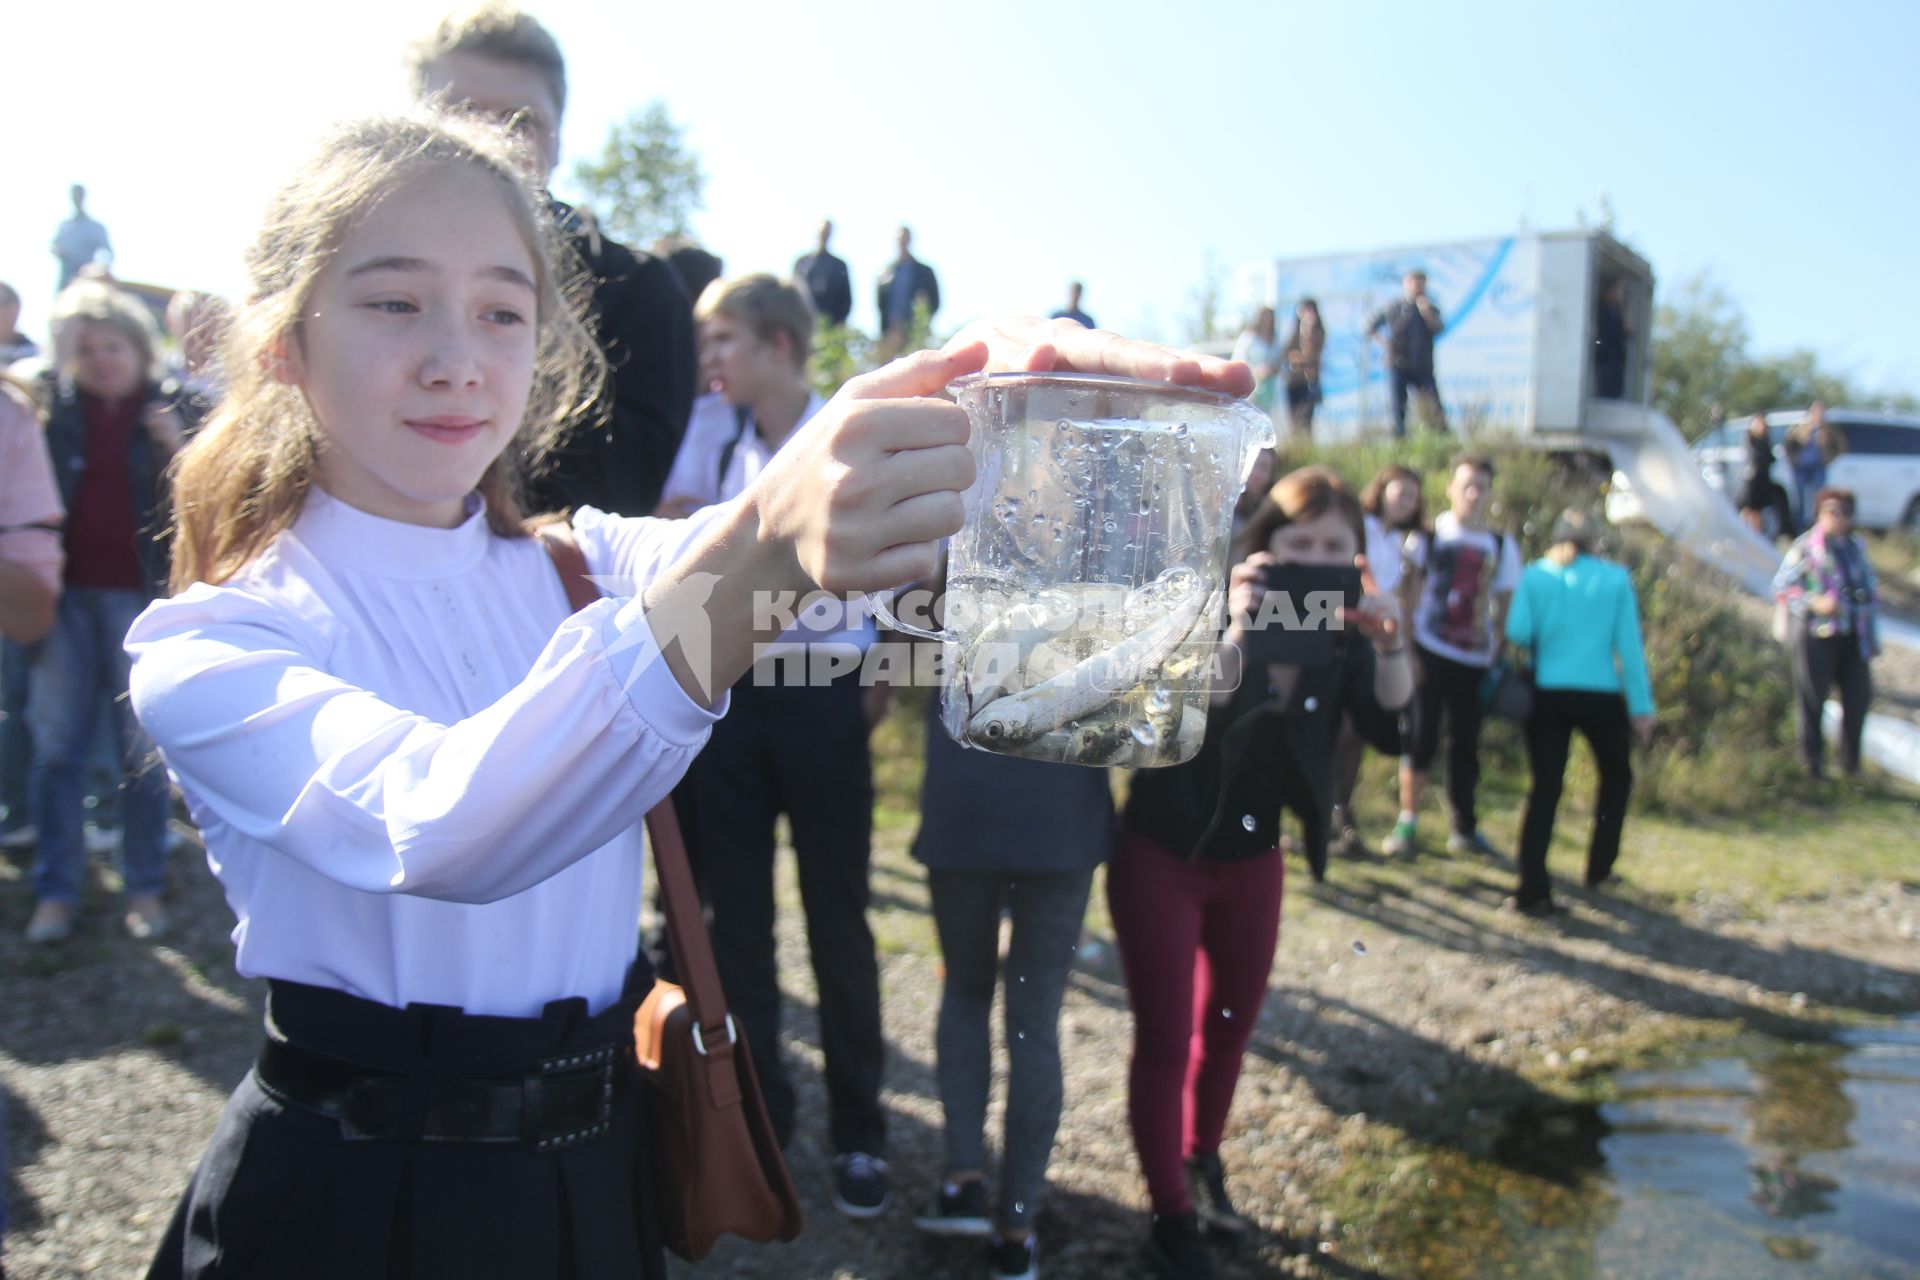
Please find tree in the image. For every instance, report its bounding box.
[1651,271,1920,436]
[571,103,704,249]
[1182,253,1233,347]
[1652,275,1853,439]
[1650,274,1749,439]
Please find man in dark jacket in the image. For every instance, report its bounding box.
[1367,270,1447,438]
[411,7,697,517]
[875,225,939,359]
[794,220,852,328]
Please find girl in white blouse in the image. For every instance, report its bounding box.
[128,114,1251,1280]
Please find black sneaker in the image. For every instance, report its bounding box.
[832,1151,891,1219]
[987,1232,1039,1280]
[1329,806,1367,857]
[1144,1211,1216,1279]
[912,1177,992,1237]
[1183,1153,1251,1235]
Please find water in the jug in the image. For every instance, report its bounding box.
[940,414,1240,767]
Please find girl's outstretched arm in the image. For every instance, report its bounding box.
[644,323,1254,706]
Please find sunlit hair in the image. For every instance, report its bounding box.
[1233,465,1364,563]
[1813,487,1855,518]
[407,4,567,116]
[168,112,604,593]
[50,281,162,385]
[1549,507,1602,553]
[1359,463,1426,534]
[696,274,815,369]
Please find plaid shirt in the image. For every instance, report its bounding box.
[1773,529,1880,658]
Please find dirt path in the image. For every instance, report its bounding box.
[5,807,1917,1280]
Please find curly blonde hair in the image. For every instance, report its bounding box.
[168,112,604,592]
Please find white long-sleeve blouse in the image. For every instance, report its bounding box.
[125,491,731,1017]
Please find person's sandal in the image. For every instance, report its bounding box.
[124,897,170,941]
[25,900,74,944]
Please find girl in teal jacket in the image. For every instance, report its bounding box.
[1503,510,1655,915]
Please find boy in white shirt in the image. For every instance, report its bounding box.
[1384,455,1522,858]
[661,274,894,1219]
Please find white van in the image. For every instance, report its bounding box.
[1616,409,1920,536]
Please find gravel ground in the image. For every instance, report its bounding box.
[4,611,1919,1280]
[6,810,1918,1280]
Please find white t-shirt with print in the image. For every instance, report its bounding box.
[1403,511,1522,667]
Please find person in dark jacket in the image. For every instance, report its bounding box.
[410,6,697,518]
[1110,467,1411,1279]
[1050,280,1093,329]
[1784,401,1847,534]
[1736,413,1786,535]
[24,284,206,944]
[1366,270,1446,437]
[794,219,853,328]
[907,670,1113,1279]
[1592,278,1632,399]
[876,225,940,358]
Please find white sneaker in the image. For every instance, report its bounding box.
[125,896,170,941]
[0,824,36,850]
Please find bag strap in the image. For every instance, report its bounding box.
[534,524,738,1051]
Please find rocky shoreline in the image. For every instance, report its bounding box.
[5,804,1917,1279]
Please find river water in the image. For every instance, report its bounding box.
[1366,1019,1920,1278]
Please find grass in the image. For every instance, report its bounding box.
[1867,530,1920,615]
[869,686,1919,922]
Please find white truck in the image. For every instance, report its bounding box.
[1241,229,1651,443]
[1236,230,1781,595]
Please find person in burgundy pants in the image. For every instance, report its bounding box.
[1111,467,1411,1279]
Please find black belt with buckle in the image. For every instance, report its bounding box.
[255,1035,622,1150]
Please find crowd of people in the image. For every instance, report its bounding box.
[0,7,1890,1280]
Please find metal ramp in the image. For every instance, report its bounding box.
[1583,398,1782,596]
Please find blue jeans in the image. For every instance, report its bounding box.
[1,637,30,830]
[1792,462,1827,533]
[27,586,171,903]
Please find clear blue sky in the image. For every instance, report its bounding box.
[7,0,1915,394]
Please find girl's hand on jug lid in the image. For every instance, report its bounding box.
[943,316,1255,399]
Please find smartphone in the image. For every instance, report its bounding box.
[1240,562,1363,667]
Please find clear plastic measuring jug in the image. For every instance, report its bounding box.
[871,371,1274,767]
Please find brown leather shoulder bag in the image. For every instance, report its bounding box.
[537,525,803,1261]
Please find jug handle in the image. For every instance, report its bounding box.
[865,590,945,642]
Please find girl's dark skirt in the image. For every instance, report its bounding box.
[147,976,666,1280]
